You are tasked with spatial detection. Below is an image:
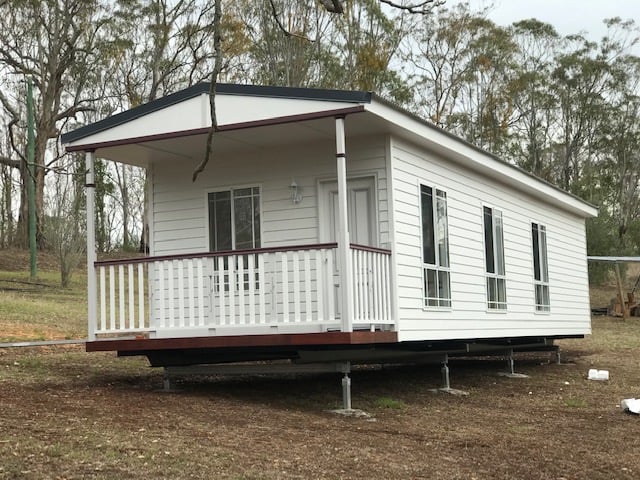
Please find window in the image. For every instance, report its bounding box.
[483,206,506,310]
[208,187,261,252]
[421,185,451,307]
[532,223,550,312]
[208,187,261,291]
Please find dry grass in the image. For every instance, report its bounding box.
[0,317,639,480]
[0,270,87,342]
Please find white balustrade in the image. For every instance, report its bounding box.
[92,244,392,338]
[351,246,393,326]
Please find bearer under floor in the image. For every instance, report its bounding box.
[85,331,578,367]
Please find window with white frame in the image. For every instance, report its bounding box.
[483,206,507,310]
[420,185,451,307]
[208,187,261,252]
[208,187,261,291]
[532,222,550,311]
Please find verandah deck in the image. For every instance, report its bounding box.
[89,243,394,341]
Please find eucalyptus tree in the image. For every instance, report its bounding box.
[0,0,111,248]
[455,19,518,155]
[0,133,14,247]
[328,0,413,101]
[409,3,517,155]
[233,0,334,87]
[550,35,612,192]
[507,19,561,180]
[99,0,221,249]
[408,3,489,128]
[595,54,640,247]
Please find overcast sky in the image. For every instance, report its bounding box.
[448,0,640,42]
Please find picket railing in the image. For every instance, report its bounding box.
[91,243,392,339]
[350,245,393,326]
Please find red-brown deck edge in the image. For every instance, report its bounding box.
[86,331,398,353]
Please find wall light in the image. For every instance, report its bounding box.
[289,179,303,204]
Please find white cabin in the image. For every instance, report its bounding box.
[61,83,597,364]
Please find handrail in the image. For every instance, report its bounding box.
[350,244,392,255]
[95,243,340,267]
[94,242,391,267]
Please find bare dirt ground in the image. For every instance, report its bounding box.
[1,317,639,480]
[1,250,639,479]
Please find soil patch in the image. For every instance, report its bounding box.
[1,322,639,480]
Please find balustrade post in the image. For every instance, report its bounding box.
[335,116,354,332]
[85,150,97,341]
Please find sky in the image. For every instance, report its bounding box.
[448,0,640,42]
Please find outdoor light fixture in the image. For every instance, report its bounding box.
[289,179,303,204]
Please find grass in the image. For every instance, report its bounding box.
[372,396,406,409]
[0,269,87,342]
[564,397,588,408]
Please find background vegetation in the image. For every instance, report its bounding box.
[1,0,640,285]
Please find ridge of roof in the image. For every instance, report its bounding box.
[61,83,372,144]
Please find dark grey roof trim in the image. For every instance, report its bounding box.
[61,83,372,144]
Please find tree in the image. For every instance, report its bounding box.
[0,0,111,248]
[408,3,489,127]
[507,19,560,180]
[550,36,610,192]
[45,154,85,287]
[194,0,437,180]
[235,0,331,87]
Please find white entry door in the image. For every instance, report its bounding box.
[319,176,377,247]
[319,176,377,319]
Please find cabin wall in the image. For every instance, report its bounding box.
[150,135,389,254]
[390,136,591,342]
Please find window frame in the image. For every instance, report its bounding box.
[420,183,452,309]
[483,205,507,311]
[531,222,550,313]
[206,185,262,293]
[207,185,262,253]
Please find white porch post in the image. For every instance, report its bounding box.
[335,117,354,333]
[85,150,98,341]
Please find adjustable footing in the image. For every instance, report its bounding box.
[159,368,180,392]
[330,362,372,418]
[497,349,529,378]
[430,354,469,395]
[342,370,352,411]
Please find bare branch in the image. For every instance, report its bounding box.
[0,154,20,169]
[269,0,314,41]
[192,0,223,182]
[378,0,444,14]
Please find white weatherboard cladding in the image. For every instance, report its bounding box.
[391,137,591,342]
[151,136,389,254]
